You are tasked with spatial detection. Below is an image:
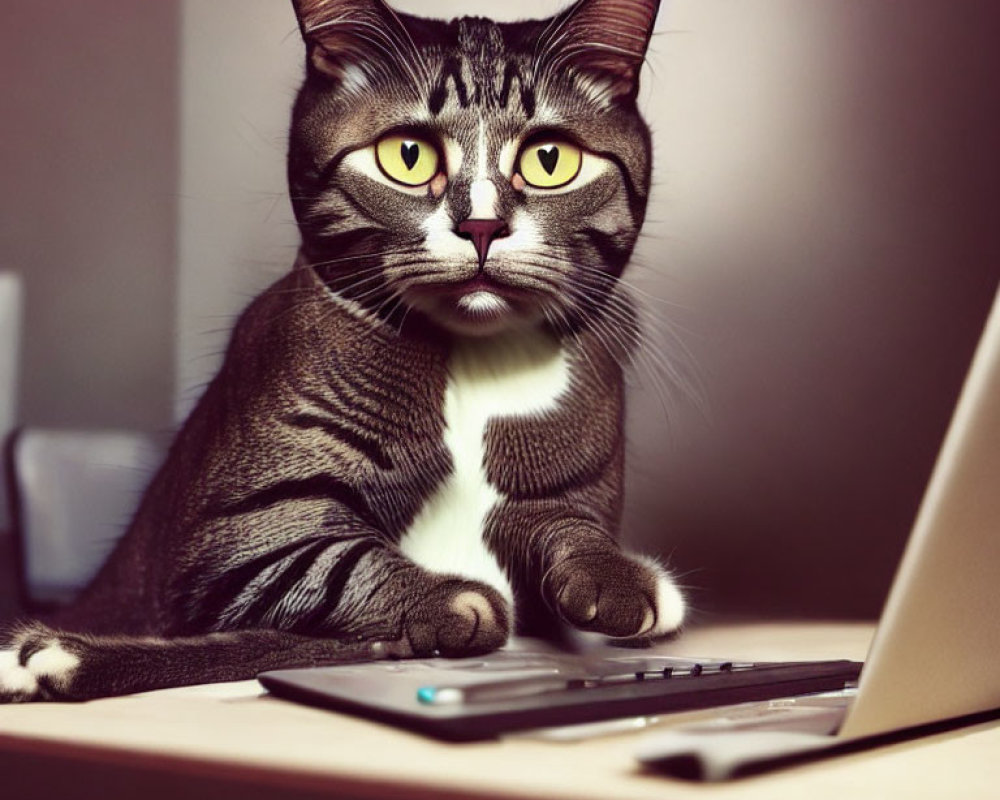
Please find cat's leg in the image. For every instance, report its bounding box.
[0,544,511,703]
[0,542,512,703]
[488,505,685,640]
[176,533,511,658]
[0,622,402,702]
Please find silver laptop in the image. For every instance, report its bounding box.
[263,283,1000,770]
[634,282,1000,778]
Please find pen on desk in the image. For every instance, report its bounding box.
[415,662,761,705]
[417,675,575,705]
[416,669,655,705]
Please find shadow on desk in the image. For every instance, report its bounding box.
[1,735,394,800]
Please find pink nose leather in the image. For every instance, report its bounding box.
[457,219,510,268]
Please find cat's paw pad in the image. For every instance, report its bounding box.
[0,628,82,703]
[404,580,511,657]
[547,552,685,639]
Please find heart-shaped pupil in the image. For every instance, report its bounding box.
[538,146,559,175]
[401,141,420,171]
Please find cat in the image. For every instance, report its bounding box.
[0,0,685,702]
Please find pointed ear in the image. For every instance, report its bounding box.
[291,0,412,84]
[540,0,661,101]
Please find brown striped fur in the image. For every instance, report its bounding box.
[0,0,685,702]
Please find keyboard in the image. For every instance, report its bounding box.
[259,642,863,741]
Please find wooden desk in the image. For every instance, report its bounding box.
[1,623,997,799]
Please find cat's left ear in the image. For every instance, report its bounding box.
[291,0,413,84]
[540,0,661,102]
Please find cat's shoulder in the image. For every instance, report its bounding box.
[233,266,367,342]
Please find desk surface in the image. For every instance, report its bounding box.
[1,622,998,800]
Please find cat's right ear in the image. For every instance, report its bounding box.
[539,0,661,102]
[291,0,412,84]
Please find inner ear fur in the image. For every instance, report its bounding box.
[291,0,411,82]
[541,0,661,101]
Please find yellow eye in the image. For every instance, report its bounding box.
[375,135,439,186]
[517,141,582,189]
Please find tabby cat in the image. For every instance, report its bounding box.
[0,0,684,702]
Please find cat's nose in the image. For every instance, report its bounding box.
[457,218,510,269]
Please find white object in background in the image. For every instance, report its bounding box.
[12,429,163,605]
[0,271,24,531]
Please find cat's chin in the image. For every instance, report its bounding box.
[425,294,531,337]
[406,284,544,338]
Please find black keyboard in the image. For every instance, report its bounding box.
[259,647,863,741]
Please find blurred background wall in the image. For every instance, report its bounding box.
[0,1,179,431]
[0,1,180,615]
[623,0,1000,619]
[1,0,997,620]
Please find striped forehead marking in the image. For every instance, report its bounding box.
[426,18,536,118]
[427,59,536,118]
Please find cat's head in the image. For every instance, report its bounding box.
[289,0,659,337]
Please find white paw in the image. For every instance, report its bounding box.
[0,647,37,698]
[631,554,686,636]
[0,639,80,702]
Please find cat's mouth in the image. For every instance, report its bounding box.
[449,273,536,300]
[404,272,545,336]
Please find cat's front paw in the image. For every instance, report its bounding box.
[0,624,83,703]
[402,579,511,658]
[546,552,685,640]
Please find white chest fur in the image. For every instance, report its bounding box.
[398,330,570,601]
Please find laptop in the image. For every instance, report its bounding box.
[630,281,1000,778]
[260,283,1000,763]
